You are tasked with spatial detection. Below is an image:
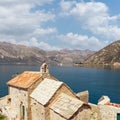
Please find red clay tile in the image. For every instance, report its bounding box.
[7,71,41,89]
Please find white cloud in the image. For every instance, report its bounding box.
[60,1,120,41]
[17,37,60,51]
[0,0,53,6]
[0,0,55,42]
[34,28,57,36]
[60,0,76,16]
[58,32,105,50]
[0,0,59,51]
[0,36,60,51]
[0,0,120,51]
[0,5,55,34]
[36,41,60,51]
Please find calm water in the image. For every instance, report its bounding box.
[0,64,120,104]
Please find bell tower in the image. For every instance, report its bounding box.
[40,63,49,75]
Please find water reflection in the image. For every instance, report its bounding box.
[81,64,120,71]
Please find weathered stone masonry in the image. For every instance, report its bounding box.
[0,63,92,120]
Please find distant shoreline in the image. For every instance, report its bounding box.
[0,63,120,70]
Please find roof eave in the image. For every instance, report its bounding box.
[7,84,28,90]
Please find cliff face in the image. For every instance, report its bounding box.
[84,40,120,64]
[0,42,94,65]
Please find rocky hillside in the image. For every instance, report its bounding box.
[0,42,46,64]
[46,49,95,65]
[0,42,94,65]
[84,40,120,64]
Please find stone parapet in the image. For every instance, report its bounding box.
[98,96,110,105]
[76,90,89,103]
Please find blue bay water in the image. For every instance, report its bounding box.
[0,64,120,104]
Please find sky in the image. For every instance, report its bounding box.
[0,0,120,51]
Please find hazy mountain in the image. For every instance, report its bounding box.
[46,49,95,65]
[84,40,120,65]
[0,42,95,65]
[0,42,46,64]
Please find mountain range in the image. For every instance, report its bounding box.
[0,42,95,66]
[84,40,120,65]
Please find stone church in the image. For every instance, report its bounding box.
[0,63,91,120]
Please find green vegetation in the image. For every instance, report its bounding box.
[0,114,5,120]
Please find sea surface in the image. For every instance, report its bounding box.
[0,64,120,104]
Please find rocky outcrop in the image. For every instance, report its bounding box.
[84,40,120,65]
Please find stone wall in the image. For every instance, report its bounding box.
[89,103,101,120]
[50,110,66,120]
[47,84,91,120]
[0,95,10,117]
[0,95,10,108]
[99,105,120,120]
[76,90,89,103]
[9,87,29,120]
[28,76,57,120]
[6,75,60,120]
[50,104,91,120]
[98,96,110,105]
[71,104,91,120]
[30,98,45,120]
[29,83,77,120]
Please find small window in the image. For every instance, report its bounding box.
[20,104,25,120]
[22,105,25,119]
[117,113,120,120]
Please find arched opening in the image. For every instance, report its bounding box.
[20,102,25,120]
[40,63,49,74]
[44,64,47,73]
[22,105,25,119]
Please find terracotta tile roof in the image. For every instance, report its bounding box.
[30,78,63,105]
[50,93,84,119]
[105,102,120,108]
[7,71,41,89]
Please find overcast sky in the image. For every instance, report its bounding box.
[0,0,120,51]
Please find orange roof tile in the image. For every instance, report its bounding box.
[106,102,120,108]
[7,71,41,89]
